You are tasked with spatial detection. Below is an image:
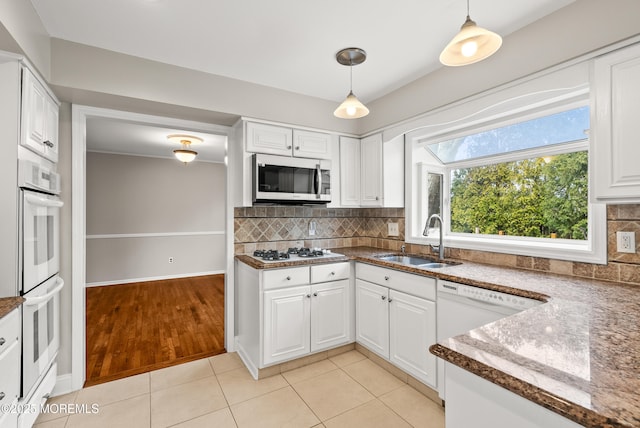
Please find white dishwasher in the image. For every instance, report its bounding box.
[436,280,540,400]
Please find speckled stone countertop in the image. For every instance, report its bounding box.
[236,246,640,428]
[0,296,24,319]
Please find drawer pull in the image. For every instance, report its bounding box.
[384,276,389,281]
[286,276,291,281]
[0,392,5,401]
[330,271,335,276]
[381,295,387,300]
[0,338,5,346]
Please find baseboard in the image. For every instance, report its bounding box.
[85,270,225,287]
[235,339,259,380]
[52,373,74,397]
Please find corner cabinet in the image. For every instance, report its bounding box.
[355,263,437,388]
[20,67,60,163]
[591,42,640,203]
[235,260,353,377]
[339,133,404,207]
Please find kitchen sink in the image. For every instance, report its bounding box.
[376,254,458,269]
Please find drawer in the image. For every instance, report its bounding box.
[356,262,435,300]
[0,309,19,358]
[263,266,310,290]
[0,338,20,409]
[311,262,350,283]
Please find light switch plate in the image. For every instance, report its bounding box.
[616,231,636,253]
[388,222,399,237]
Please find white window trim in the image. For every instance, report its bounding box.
[405,98,607,265]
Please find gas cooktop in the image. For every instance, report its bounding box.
[251,248,343,262]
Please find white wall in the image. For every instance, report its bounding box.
[85,152,226,284]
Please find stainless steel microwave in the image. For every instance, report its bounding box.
[253,153,331,204]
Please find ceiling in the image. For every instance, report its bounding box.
[32,0,575,162]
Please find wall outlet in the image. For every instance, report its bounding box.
[309,220,317,236]
[388,222,399,237]
[616,231,636,253]
[168,257,174,263]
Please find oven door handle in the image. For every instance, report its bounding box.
[24,278,64,306]
[25,193,64,208]
[315,164,322,198]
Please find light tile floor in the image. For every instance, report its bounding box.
[34,350,445,428]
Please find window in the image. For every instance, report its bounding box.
[408,104,606,264]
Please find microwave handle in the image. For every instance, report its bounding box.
[25,193,64,208]
[24,278,64,306]
[315,164,322,198]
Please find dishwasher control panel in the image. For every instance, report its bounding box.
[438,281,540,311]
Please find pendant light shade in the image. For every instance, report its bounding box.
[334,48,369,119]
[439,1,502,67]
[168,134,202,164]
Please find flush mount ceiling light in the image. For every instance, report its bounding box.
[168,134,202,164]
[439,0,502,67]
[334,47,370,119]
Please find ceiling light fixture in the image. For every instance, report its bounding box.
[168,134,202,164]
[334,47,369,119]
[439,0,502,67]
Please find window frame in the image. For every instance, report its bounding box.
[406,100,607,264]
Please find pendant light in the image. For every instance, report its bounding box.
[334,47,369,119]
[168,134,201,164]
[439,0,502,67]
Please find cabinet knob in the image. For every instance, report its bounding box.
[384,276,389,281]
[0,391,5,401]
[375,196,379,201]
[313,292,318,297]
[287,145,292,150]
[295,146,300,150]
[330,271,335,276]
[43,140,54,148]
[306,294,311,298]
[381,295,387,300]
[0,337,5,346]
[286,276,291,281]
[388,298,393,303]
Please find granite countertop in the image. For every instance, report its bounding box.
[236,246,640,428]
[0,296,24,319]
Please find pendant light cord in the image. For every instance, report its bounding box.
[466,0,470,19]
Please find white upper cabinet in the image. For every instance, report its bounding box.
[591,43,640,203]
[293,129,332,159]
[360,133,383,206]
[20,67,59,163]
[339,133,404,207]
[339,136,361,206]
[246,122,331,159]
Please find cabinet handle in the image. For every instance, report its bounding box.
[287,145,292,149]
[384,276,389,281]
[381,295,387,300]
[313,292,318,297]
[0,337,5,346]
[286,276,291,281]
[388,298,393,303]
[43,140,54,148]
[0,392,5,401]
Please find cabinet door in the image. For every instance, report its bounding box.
[339,136,361,206]
[263,285,311,365]
[43,99,59,163]
[311,279,350,352]
[293,129,332,159]
[360,133,383,206]
[21,68,47,156]
[389,290,437,387]
[355,279,389,358]
[246,122,293,156]
[592,43,640,202]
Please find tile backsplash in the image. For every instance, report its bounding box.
[234,204,640,286]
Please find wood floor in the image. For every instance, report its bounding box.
[85,274,225,387]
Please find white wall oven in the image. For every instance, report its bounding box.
[18,158,63,409]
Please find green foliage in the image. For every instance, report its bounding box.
[450,151,588,240]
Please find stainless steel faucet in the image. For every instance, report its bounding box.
[423,214,444,260]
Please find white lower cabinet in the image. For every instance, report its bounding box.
[355,263,437,388]
[236,261,353,377]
